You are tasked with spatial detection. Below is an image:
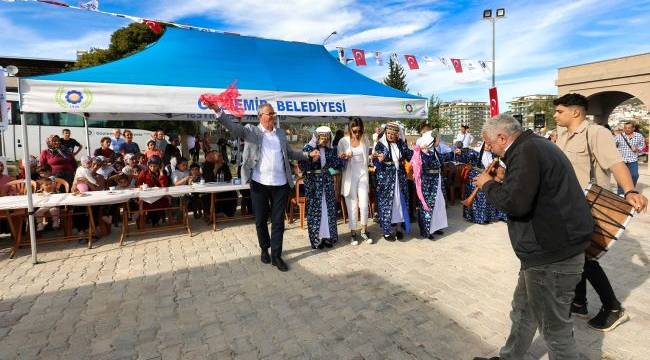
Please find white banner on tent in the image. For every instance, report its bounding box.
[19,80,427,119]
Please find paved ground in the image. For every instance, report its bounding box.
[0,172,649,360]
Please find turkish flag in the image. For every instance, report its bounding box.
[451,58,463,73]
[351,49,366,66]
[404,55,419,70]
[144,20,164,34]
[489,87,499,117]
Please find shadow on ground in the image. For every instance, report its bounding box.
[0,246,496,359]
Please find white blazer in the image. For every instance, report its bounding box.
[337,135,370,197]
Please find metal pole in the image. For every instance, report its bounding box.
[492,18,496,88]
[83,115,91,156]
[20,112,38,264]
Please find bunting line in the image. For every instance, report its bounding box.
[2,0,493,74]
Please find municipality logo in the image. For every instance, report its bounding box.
[56,87,93,109]
[401,102,414,114]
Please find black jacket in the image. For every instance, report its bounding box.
[483,130,593,268]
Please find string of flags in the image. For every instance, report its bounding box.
[1,0,228,35]
[337,47,492,74]
[3,0,493,75]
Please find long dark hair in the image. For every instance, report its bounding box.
[347,117,364,137]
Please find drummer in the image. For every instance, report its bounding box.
[554,93,647,332]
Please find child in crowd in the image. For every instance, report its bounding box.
[171,157,190,186]
[74,156,99,192]
[35,177,60,231]
[187,163,204,218]
[144,140,161,160]
[94,156,115,180]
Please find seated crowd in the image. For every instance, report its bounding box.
[0,128,243,238]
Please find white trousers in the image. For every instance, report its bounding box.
[344,172,369,231]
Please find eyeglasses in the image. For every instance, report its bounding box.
[262,112,277,117]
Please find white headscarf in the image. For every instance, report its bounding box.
[308,126,333,148]
[416,131,435,153]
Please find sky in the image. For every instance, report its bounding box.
[2,0,650,110]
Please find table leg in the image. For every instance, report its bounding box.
[211,193,217,232]
[87,206,95,249]
[183,198,192,236]
[119,202,128,246]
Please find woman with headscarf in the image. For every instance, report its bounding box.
[411,131,455,240]
[462,142,507,224]
[372,122,413,242]
[136,156,170,226]
[40,134,77,185]
[300,126,344,249]
[337,117,373,245]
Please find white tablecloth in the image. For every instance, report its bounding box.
[0,182,251,210]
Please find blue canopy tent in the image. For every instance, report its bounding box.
[17,27,427,263]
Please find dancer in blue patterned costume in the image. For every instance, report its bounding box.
[300,127,345,249]
[462,142,507,224]
[372,122,413,242]
[411,131,457,240]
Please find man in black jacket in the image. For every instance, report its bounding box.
[472,114,593,360]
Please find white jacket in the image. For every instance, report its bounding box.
[337,136,370,197]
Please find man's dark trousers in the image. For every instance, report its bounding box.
[500,253,584,360]
[250,180,290,257]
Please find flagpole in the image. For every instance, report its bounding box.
[491,18,495,88]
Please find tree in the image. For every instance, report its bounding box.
[427,94,448,130]
[528,99,557,130]
[383,58,408,92]
[72,23,162,69]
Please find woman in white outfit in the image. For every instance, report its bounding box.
[338,118,373,245]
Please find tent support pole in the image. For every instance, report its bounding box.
[83,114,91,157]
[20,112,38,264]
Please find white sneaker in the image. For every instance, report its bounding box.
[351,233,359,246]
[360,232,373,244]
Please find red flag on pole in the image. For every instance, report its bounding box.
[144,19,164,34]
[404,55,419,70]
[451,58,463,73]
[351,49,366,66]
[489,87,499,117]
[200,80,245,118]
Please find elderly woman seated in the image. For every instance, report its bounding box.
[136,156,170,226]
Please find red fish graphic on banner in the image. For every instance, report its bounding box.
[451,58,463,73]
[200,80,245,117]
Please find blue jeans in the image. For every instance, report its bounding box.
[500,253,584,360]
[617,161,639,195]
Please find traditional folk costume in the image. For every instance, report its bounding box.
[411,131,453,239]
[300,127,345,249]
[462,144,507,224]
[373,123,413,241]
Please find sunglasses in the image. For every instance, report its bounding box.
[351,129,363,134]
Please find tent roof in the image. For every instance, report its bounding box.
[30,28,420,99]
[21,28,426,118]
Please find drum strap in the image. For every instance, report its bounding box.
[585,127,596,184]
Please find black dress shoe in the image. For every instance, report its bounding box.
[384,234,395,242]
[427,234,436,240]
[271,256,289,272]
[260,250,271,264]
[434,230,444,235]
[317,243,325,249]
[395,231,405,241]
[323,239,333,248]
